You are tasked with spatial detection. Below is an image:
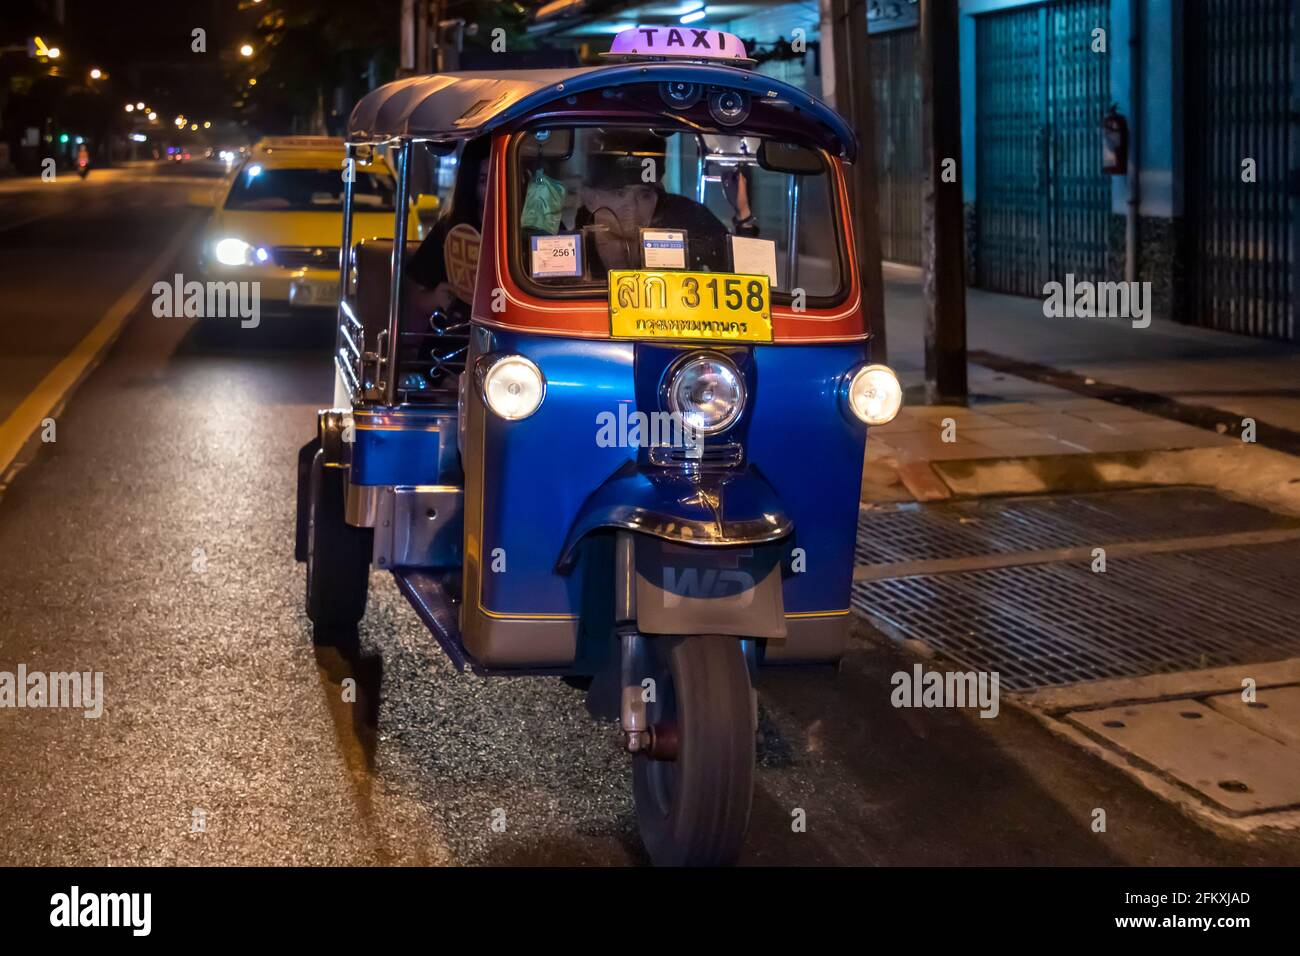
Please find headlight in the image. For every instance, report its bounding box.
[480,354,545,421]
[214,237,252,266]
[847,364,903,426]
[667,353,745,435]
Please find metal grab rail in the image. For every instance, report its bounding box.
[384,140,412,405]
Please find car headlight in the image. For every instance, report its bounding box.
[847,364,903,426]
[667,353,745,435]
[214,237,253,266]
[480,354,545,421]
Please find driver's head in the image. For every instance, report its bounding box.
[579,129,667,238]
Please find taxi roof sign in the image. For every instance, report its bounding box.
[604,26,753,66]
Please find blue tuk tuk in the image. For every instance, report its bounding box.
[296,25,902,865]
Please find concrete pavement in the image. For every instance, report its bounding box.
[881,262,1300,432]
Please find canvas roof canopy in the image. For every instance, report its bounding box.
[346,63,857,161]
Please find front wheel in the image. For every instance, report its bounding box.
[632,636,755,866]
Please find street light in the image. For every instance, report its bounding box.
[239,43,254,57]
[89,68,102,79]
[203,121,211,129]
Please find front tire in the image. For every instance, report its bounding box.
[633,636,755,866]
[305,451,371,644]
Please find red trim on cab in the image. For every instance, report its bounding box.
[470,134,867,343]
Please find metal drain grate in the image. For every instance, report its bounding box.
[855,487,1298,567]
[852,540,1300,691]
[852,489,1300,690]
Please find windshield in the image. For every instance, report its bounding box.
[513,126,844,300]
[225,164,396,212]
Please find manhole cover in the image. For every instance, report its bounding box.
[1069,699,1300,815]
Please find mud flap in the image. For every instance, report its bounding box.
[295,436,321,562]
[633,538,786,639]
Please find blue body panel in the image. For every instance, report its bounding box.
[475,332,637,616]
[473,330,869,618]
[351,410,460,486]
[747,342,869,613]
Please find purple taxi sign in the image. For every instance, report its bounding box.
[605,26,753,65]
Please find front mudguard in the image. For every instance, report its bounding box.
[556,460,794,572]
[558,461,792,640]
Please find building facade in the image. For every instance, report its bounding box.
[871,0,1298,341]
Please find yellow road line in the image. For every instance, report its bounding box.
[0,223,197,478]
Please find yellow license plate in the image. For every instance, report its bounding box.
[609,270,772,343]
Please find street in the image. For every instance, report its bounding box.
[1,168,1298,867]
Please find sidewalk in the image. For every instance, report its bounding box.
[881,263,1300,432]
[855,268,1300,835]
[865,264,1300,509]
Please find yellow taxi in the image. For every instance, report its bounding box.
[200,136,430,312]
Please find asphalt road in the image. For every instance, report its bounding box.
[0,167,1295,865]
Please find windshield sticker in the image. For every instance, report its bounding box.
[531,234,583,278]
[640,229,688,270]
[728,236,779,288]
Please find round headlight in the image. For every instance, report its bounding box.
[667,353,745,435]
[847,364,903,426]
[214,237,252,266]
[481,354,545,421]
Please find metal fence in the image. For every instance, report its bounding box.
[975,0,1112,296]
[1186,0,1299,341]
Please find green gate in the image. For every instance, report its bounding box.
[1186,0,1299,341]
[976,0,1112,296]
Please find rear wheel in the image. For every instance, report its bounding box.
[305,451,371,645]
[632,636,755,866]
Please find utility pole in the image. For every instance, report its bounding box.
[824,0,887,362]
[919,0,968,403]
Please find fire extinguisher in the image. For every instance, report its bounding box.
[1101,105,1128,176]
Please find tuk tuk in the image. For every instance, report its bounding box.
[295,25,902,866]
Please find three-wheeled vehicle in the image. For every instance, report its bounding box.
[295,25,902,866]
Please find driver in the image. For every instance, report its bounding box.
[575,130,755,277]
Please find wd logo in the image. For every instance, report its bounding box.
[662,567,755,608]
